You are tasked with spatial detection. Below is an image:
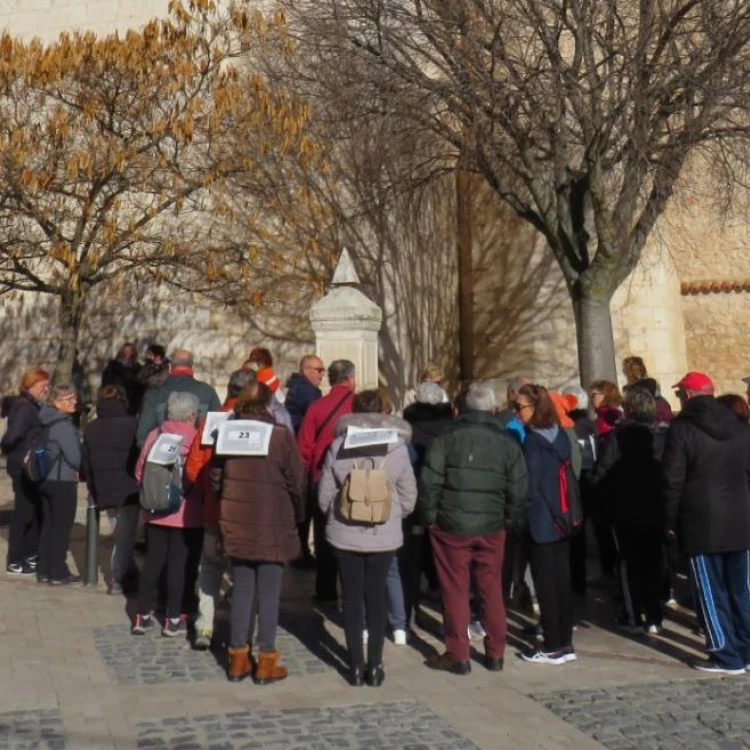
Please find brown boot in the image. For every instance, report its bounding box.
[254,650,288,685]
[227,645,253,682]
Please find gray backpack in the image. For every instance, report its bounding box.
[139,447,184,516]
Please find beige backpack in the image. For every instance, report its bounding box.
[339,458,392,525]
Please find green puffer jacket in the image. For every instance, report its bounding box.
[419,410,528,535]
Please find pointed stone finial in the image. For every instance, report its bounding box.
[331,248,360,285]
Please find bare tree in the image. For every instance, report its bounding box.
[281,0,750,384]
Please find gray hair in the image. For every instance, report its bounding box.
[465,382,497,412]
[561,385,589,411]
[226,369,256,399]
[507,377,529,400]
[167,391,200,422]
[328,359,355,387]
[170,349,194,368]
[417,381,445,405]
[48,383,77,405]
[623,387,656,424]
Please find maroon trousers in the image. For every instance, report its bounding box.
[430,526,507,661]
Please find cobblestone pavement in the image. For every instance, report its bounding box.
[135,702,478,750]
[0,709,65,750]
[534,678,750,750]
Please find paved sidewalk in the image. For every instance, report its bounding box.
[1,494,748,750]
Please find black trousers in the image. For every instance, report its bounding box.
[7,474,42,566]
[615,525,664,627]
[38,481,77,581]
[530,538,574,652]
[137,525,202,619]
[313,485,338,600]
[335,549,394,669]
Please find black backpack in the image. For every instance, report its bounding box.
[554,458,584,538]
[21,418,66,483]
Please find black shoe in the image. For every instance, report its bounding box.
[24,555,38,571]
[49,575,82,586]
[365,664,385,687]
[349,666,365,686]
[426,653,472,675]
[485,656,504,672]
[6,562,34,576]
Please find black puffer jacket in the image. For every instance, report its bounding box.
[1,392,43,477]
[663,396,750,555]
[591,419,668,528]
[403,401,453,470]
[82,398,139,509]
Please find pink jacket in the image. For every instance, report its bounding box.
[136,420,201,528]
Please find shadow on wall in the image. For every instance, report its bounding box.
[471,181,578,386]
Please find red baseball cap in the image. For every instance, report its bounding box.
[672,372,714,394]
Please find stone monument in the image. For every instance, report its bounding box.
[309,249,382,391]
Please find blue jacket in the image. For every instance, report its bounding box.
[285,373,322,434]
[524,427,581,544]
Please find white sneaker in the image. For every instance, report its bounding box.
[363,629,369,644]
[665,598,679,609]
[644,624,663,636]
[468,620,487,639]
[520,649,567,666]
[562,647,577,663]
[393,629,407,646]
[692,660,746,676]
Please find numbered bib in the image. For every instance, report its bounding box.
[146,433,185,465]
[215,420,273,456]
[344,426,399,450]
[201,411,231,445]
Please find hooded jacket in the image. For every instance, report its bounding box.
[590,418,668,528]
[663,395,750,555]
[1,392,43,477]
[318,413,417,553]
[284,372,322,433]
[82,398,139,509]
[524,426,582,544]
[38,405,81,483]
[419,410,528,536]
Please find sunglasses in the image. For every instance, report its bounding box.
[513,402,533,412]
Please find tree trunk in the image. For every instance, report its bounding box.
[54,291,85,384]
[456,166,474,382]
[573,291,618,389]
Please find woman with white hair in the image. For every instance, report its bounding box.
[132,391,201,638]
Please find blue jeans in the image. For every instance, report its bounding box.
[386,556,407,630]
[689,551,750,669]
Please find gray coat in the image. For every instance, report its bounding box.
[39,405,81,482]
[318,413,417,553]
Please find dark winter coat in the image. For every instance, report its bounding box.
[136,361,170,392]
[101,359,143,414]
[630,379,674,424]
[81,399,139,510]
[524,427,582,544]
[212,413,305,563]
[590,419,668,528]
[38,405,81,483]
[403,401,453,471]
[137,373,221,446]
[284,372,322,433]
[1,392,43,477]
[569,409,598,471]
[419,409,528,536]
[663,395,750,556]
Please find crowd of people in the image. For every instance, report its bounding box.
[4,347,750,684]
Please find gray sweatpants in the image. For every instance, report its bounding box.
[229,560,283,652]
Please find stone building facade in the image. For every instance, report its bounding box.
[0,1,745,406]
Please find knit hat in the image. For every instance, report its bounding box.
[256,367,280,393]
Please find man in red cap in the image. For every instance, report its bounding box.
[663,372,750,675]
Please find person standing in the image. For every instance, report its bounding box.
[37,384,82,585]
[297,359,356,602]
[515,384,581,666]
[81,385,140,595]
[419,382,528,675]
[101,343,143,415]
[285,355,324,433]
[2,368,50,575]
[591,387,668,634]
[136,344,169,392]
[137,349,220,446]
[318,390,417,686]
[211,382,305,683]
[663,372,750,675]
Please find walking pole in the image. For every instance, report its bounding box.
[85,495,99,586]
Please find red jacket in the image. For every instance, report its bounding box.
[297,385,354,484]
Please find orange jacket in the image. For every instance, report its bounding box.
[185,398,236,525]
